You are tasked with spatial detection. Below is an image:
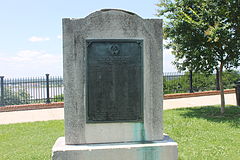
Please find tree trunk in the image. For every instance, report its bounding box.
[216,68,220,90]
[219,63,225,114]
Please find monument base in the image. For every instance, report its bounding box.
[52,135,178,160]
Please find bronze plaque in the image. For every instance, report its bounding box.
[87,39,143,122]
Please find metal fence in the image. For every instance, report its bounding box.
[164,71,240,94]
[0,74,63,106]
[0,71,239,106]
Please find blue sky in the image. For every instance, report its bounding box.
[0,0,176,77]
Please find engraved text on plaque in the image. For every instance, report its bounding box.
[87,39,143,122]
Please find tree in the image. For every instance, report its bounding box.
[157,0,240,113]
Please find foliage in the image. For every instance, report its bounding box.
[222,70,240,88]
[157,0,240,113]
[52,94,64,102]
[2,88,31,105]
[164,71,240,94]
[157,0,240,71]
[164,73,189,94]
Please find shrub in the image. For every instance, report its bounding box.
[52,94,64,102]
[2,88,30,105]
[163,71,240,94]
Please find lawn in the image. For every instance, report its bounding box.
[0,120,64,160]
[164,106,240,160]
[0,106,239,160]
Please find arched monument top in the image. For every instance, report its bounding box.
[100,9,136,15]
[84,8,141,19]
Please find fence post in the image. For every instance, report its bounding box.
[0,76,4,106]
[46,74,50,103]
[189,70,193,93]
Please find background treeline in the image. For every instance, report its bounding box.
[164,70,240,94]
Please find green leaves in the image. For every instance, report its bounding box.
[3,88,30,105]
[156,0,240,72]
[157,0,240,112]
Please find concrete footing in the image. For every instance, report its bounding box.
[52,136,178,160]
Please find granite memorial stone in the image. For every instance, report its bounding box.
[52,9,178,160]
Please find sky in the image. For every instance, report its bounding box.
[0,0,177,78]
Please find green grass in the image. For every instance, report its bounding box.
[0,106,239,160]
[0,120,64,160]
[164,106,240,160]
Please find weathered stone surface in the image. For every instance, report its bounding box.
[63,9,163,144]
[53,8,178,160]
[52,136,178,160]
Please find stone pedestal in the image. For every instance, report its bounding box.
[52,136,178,160]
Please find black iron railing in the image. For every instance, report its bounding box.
[163,71,240,94]
[0,74,63,106]
[0,71,239,106]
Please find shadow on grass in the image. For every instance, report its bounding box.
[179,105,240,128]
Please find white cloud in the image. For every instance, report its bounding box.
[0,50,62,77]
[163,48,178,72]
[0,50,55,62]
[0,47,177,77]
[162,40,178,72]
[163,39,170,45]
[28,36,50,42]
[57,35,62,39]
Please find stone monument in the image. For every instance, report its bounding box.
[52,9,178,160]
